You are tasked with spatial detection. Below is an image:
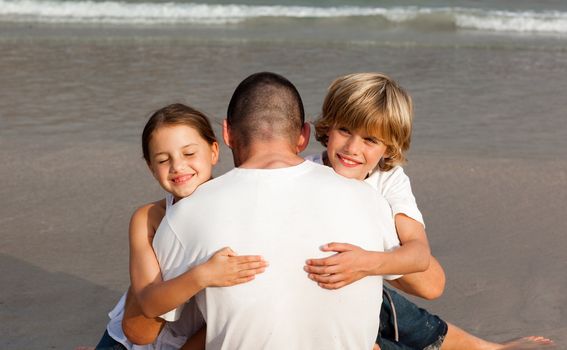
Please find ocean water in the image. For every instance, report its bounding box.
[2,3,567,349]
[3,0,567,35]
[1,0,566,159]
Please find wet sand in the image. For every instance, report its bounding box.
[1,28,566,349]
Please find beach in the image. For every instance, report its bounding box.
[1,2,567,348]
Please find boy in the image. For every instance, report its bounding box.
[305,72,551,350]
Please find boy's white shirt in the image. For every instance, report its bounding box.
[305,153,424,227]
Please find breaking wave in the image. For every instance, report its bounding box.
[1,0,567,34]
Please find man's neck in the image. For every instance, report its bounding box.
[234,141,304,169]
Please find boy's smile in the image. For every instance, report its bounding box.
[336,153,363,167]
[326,126,388,180]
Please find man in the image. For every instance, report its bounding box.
[152,72,401,349]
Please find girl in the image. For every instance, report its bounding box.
[93,103,268,350]
[305,73,552,350]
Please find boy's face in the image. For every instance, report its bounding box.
[326,126,388,180]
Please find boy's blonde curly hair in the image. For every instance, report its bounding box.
[314,72,413,172]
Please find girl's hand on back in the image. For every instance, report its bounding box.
[197,247,268,288]
[304,242,377,290]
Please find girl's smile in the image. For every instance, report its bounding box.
[170,173,195,184]
[148,125,219,201]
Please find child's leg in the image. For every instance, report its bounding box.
[441,323,499,350]
[379,287,448,349]
[382,287,553,350]
[442,326,554,350]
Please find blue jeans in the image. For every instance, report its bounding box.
[377,287,448,350]
[95,330,127,350]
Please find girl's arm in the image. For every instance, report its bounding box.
[122,202,166,345]
[123,202,268,344]
[122,286,164,345]
[127,199,202,319]
[304,213,432,290]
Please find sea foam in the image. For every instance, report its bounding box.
[1,0,567,34]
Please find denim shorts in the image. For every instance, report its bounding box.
[95,330,127,350]
[377,287,448,350]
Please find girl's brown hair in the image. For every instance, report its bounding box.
[142,103,217,163]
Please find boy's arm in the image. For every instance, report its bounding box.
[387,255,446,300]
[304,214,433,290]
[375,213,431,275]
[390,214,445,299]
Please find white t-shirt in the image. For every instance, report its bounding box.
[305,153,424,226]
[153,161,401,350]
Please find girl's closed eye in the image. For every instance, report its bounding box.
[147,121,219,202]
[338,127,351,135]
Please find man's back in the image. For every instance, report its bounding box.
[154,161,399,349]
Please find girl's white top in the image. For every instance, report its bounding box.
[305,153,424,226]
[105,193,204,350]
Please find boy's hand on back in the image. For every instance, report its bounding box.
[304,242,379,290]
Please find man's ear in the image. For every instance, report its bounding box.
[296,122,311,153]
[222,119,232,149]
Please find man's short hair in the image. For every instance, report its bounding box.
[227,72,305,146]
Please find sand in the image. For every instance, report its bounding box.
[1,28,566,349]
[1,135,565,349]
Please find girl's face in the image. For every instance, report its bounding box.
[147,125,219,201]
[326,126,388,180]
